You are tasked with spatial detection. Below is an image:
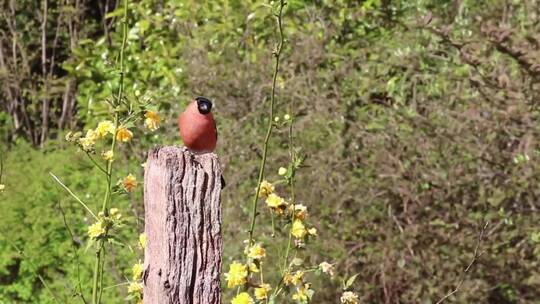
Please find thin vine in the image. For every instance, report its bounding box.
[248,0,287,245]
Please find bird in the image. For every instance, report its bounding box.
[178,96,225,188]
[178,96,217,152]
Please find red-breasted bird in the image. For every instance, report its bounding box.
[178,96,225,188]
[178,97,217,152]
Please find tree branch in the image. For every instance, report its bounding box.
[436,221,489,304]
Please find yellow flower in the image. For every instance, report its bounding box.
[132,262,144,280]
[291,270,304,285]
[65,131,82,142]
[79,129,99,151]
[283,272,294,285]
[86,129,99,141]
[0,184,4,192]
[266,193,288,215]
[96,120,115,138]
[284,270,304,286]
[278,167,287,175]
[266,193,286,209]
[144,111,161,131]
[231,292,253,304]
[340,291,359,304]
[284,114,291,120]
[107,208,121,220]
[308,227,317,236]
[225,261,248,288]
[139,233,147,249]
[79,137,94,151]
[88,221,105,240]
[248,263,259,273]
[127,282,143,294]
[291,220,307,239]
[254,283,271,300]
[246,243,266,260]
[290,204,308,220]
[123,174,138,192]
[116,126,133,142]
[258,180,274,197]
[319,261,334,276]
[292,285,309,302]
[102,150,114,161]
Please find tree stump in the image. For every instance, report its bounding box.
[143,146,223,304]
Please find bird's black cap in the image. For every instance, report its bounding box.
[196,96,213,115]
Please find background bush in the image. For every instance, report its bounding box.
[1,0,539,302]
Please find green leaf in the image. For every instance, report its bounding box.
[105,8,124,19]
[488,189,506,207]
[138,20,150,34]
[290,258,303,266]
[344,273,359,290]
[84,239,95,253]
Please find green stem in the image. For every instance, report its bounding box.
[50,172,98,220]
[91,0,128,303]
[98,245,106,303]
[248,0,286,245]
[84,151,108,175]
[281,87,296,273]
[91,248,101,304]
[0,147,4,183]
[102,282,131,290]
[101,112,119,212]
[271,212,276,237]
[274,103,296,299]
[57,200,87,303]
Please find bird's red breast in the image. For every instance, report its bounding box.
[178,99,217,152]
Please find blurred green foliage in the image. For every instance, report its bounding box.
[0,140,140,303]
[1,0,540,303]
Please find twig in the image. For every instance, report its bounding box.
[84,151,108,175]
[435,221,489,304]
[56,200,88,304]
[103,281,130,290]
[50,172,98,220]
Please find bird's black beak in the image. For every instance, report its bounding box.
[196,97,212,115]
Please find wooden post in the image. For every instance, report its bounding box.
[143,146,223,304]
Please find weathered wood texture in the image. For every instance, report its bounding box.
[143,146,223,304]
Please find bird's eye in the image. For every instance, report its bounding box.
[196,97,213,114]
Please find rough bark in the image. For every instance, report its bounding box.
[143,146,223,304]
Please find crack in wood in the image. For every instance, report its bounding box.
[143,146,223,304]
